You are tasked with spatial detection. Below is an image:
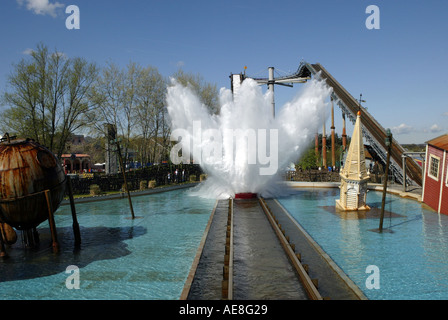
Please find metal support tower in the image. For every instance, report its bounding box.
[231,65,311,118]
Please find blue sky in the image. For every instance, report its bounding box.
[1,0,447,144]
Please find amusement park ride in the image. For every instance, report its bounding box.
[0,61,423,256]
[231,62,423,188]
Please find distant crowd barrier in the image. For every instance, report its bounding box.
[66,164,203,195]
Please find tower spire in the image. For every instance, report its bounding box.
[336,111,370,211]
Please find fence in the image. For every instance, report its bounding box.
[67,164,203,195]
[285,169,394,184]
[285,169,341,183]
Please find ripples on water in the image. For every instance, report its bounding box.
[278,188,448,300]
[2,187,447,300]
[0,189,215,300]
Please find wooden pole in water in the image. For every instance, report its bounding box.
[331,97,336,168]
[66,177,81,247]
[379,130,392,232]
[115,139,135,219]
[45,190,59,252]
[0,228,7,257]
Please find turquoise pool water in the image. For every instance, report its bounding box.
[0,188,215,299]
[2,186,447,300]
[278,188,448,300]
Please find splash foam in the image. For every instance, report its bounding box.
[167,75,332,199]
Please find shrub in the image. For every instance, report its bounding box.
[148,180,156,189]
[121,182,132,192]
[90,184,102,196]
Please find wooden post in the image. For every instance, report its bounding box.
[342,113,347,151]
[322,123,327,168]
[0,234,7,258]
[66,177,81,247]
[331,98,336,168]
[44,190,59,253]
[379,130,392,232]
[402,155,407,192]
[33,227,39,245]
[116,139,135,219]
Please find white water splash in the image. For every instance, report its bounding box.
[166,75,332,199]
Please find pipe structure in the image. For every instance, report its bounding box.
[268,67,275,118]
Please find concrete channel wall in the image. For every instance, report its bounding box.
[60,182,200,205]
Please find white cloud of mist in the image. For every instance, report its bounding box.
[16,0,65,18]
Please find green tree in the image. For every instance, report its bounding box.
[87,62,170,165]
[86,61,130,163]
[297,147,318,171]
[1,43,97,157]
[133,65,168,164]
[171,68,219,114]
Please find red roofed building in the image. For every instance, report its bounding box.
[422,134,448,215]
[61,153,92,174]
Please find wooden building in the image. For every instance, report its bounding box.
[422,134,448,215]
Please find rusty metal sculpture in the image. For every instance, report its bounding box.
[0,133,80,256]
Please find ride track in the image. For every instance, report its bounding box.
[181,197,321,300]
[248,62,423,187]
[181,194,367,301]
[306,63,422,187]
